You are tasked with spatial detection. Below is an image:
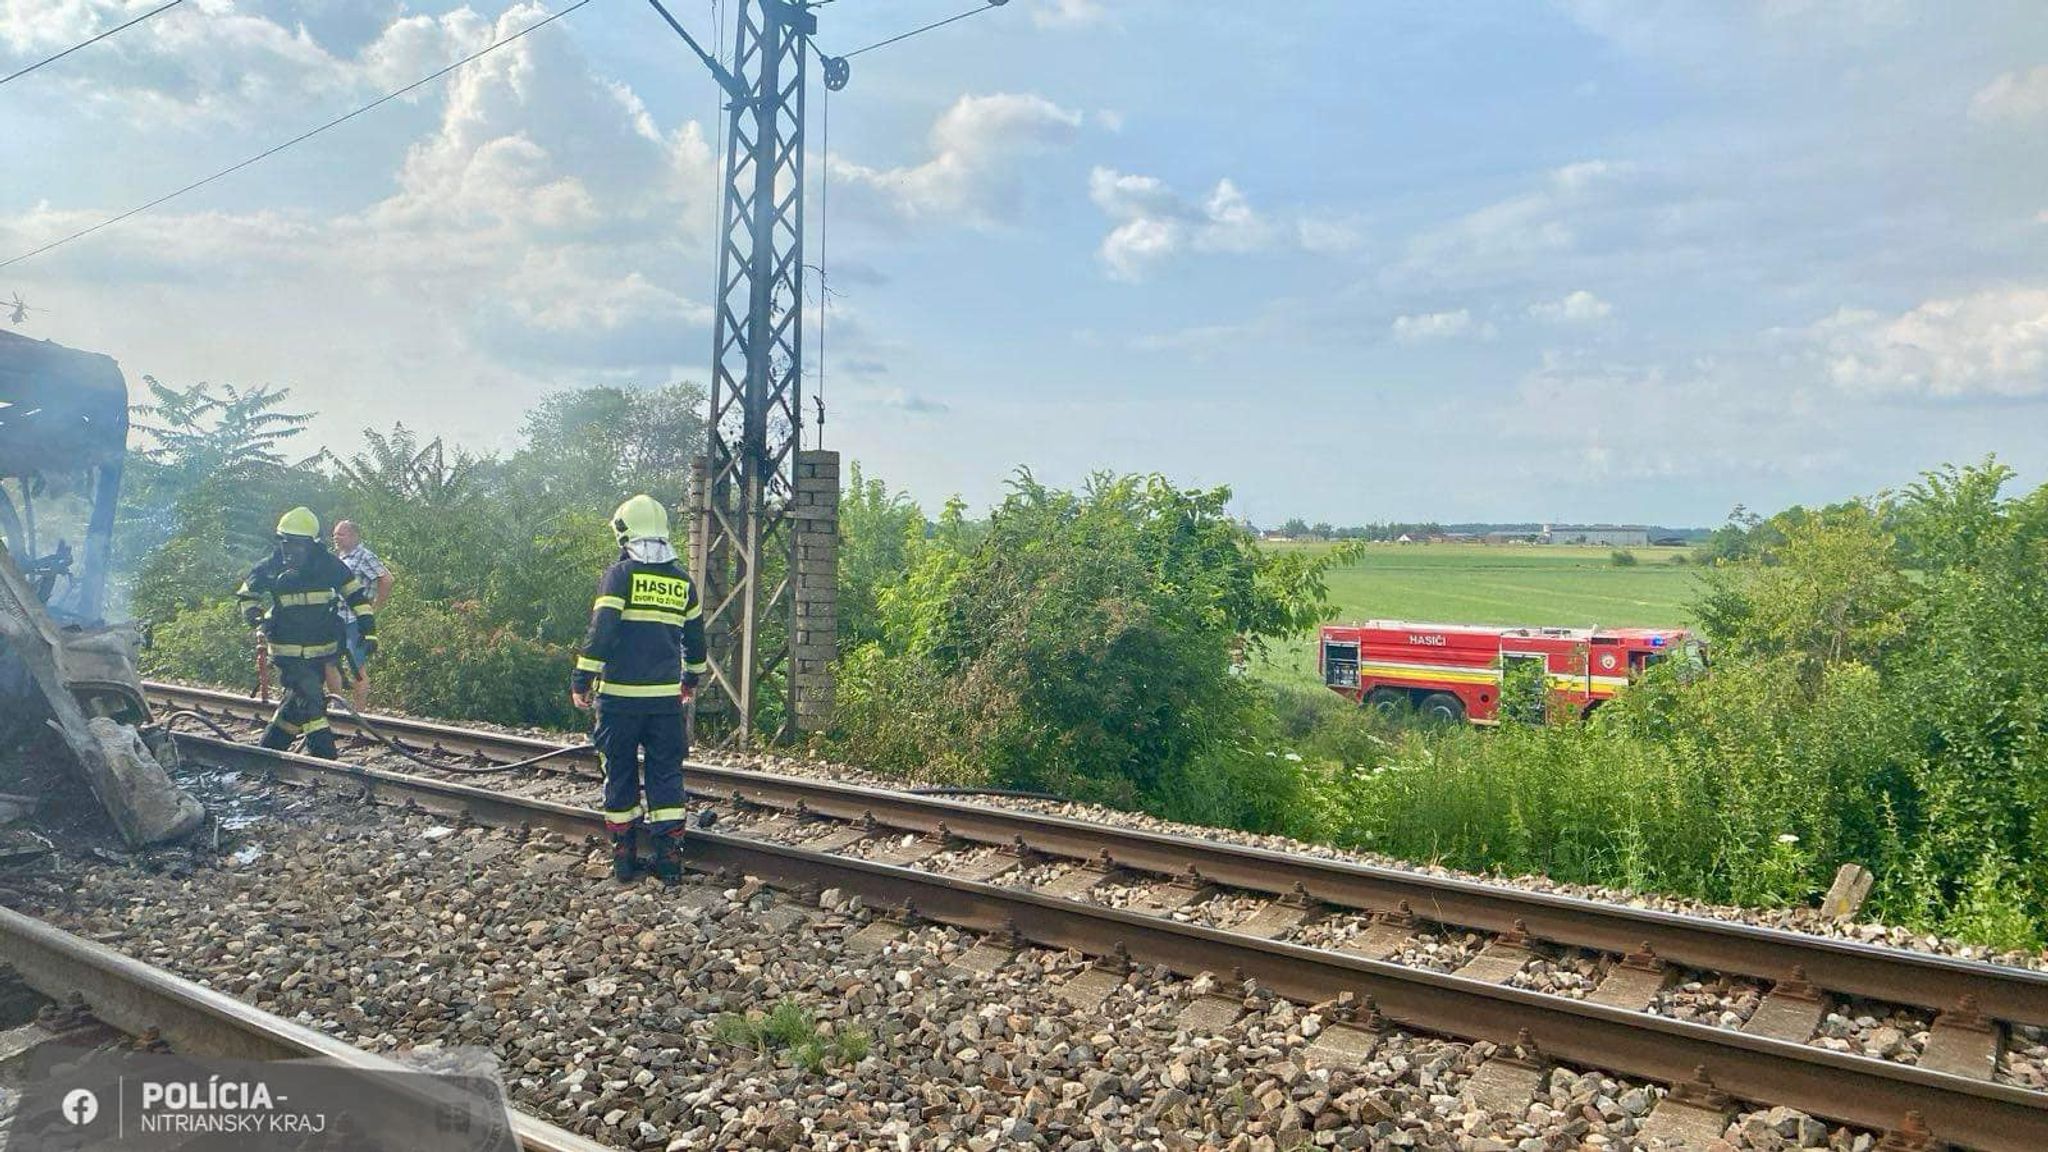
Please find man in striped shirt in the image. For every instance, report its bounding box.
[325,519,393,713]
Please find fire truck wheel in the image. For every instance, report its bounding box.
[1417,693,1466,725]
[1364,688,1408,717]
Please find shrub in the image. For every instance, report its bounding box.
[371,593,580,730]
[1267,683,1392,763]
[142,591,583,732]
[1290,656,1915,911]
[1281,461,2048,947]
[141,598,260,688]
[830,471,1348,830]
[1609,549,1638,567]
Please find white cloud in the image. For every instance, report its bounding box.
[1296,216,1363,255]
[1397,159,1637,286]
[1551,159,1622,193]
[357,10,495,94]
[0,0,479,125]
[1087,167,1353,280]
[0,2,724,429]
[1391,309,1494,343]
[830,93,1083,227]
[1089,167,1245,278]
[1810,287,2048,399]
[1032,0,1108,29]
[1969,66,2048,124]
[1529,290,1614,324]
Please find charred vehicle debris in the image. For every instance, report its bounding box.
[0,329,203,847]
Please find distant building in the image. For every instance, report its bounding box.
[1548,525,1650,548]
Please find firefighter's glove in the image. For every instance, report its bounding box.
[241,604,265,629]
[359,636,379,662]
[681,670,701,690]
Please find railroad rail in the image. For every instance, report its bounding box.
[0,903,613,1152]
[159,717,2048,1151]
[148,681,2048,1025]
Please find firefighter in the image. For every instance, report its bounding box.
[571,494,707,885]
[235,507,376,759]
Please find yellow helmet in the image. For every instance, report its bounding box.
[276,507,320,540]
[611,494,669,545]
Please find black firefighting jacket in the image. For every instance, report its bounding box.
[572,557,709,713]
[235,547,375,659]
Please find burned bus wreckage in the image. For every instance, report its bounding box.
[0,329,202,846]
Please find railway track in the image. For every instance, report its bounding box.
[144,681,2048,1151]
[149,681,2048,1021]
[0,903,613,1151]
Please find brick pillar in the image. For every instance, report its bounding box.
[790,450,839,732]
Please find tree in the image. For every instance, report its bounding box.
[133,379,313,481]
[481,383,711,644]
[505,383,707,514]
[1694,502,1913,687]
[836,462,925,648]
[327,424,480,508]
[1881,458,2048,938]
[324,423,500,610]
[121,381,327,621]
[1673,459,2048,942]
[1892,456,2018,576]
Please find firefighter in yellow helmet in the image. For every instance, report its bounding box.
[571,495,708,884]
[234,507,377,759]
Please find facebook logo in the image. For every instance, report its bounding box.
[60,1088,98,1125]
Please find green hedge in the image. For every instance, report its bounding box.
[142,591,583,733]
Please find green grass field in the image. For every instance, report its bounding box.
[1251,542,1701,686]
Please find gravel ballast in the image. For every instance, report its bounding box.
[1,767,1898,1150]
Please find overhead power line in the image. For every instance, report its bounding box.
[842,2,1004,60]
[0,0,593,271]
[0,0,189,87]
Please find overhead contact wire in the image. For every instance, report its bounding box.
[842,4,996,59]
[0,0,594,270]
[1,0,188,87]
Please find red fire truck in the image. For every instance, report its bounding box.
[1318,620,1700,724]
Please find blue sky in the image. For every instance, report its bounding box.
[4,0,2046,526]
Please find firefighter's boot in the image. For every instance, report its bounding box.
[652,834,684,887]
[610,832,641,883]
[259,724,293,751]
[303,726,339,760]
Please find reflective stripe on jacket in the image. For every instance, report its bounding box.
[571,557,709,713]
[236,547,375,651]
